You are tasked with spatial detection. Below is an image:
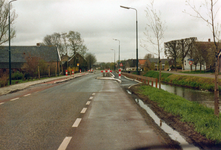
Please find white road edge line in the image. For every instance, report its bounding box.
[24,94,31,97]
[89,96,93,100]
[10,97,19,101]
[81,108,87,114]
[57,136,72,150]
[0,102,5,105]
[72,118,82,127]
[86,101,91,105]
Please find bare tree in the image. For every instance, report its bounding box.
[85,53,97,70]
[178,37,197,70]
[67,31,88,57]
[144,53,154,59]
[164,40,180,71]
[141,0,166,89]
[0,0,17,45]
[185,0,220,116]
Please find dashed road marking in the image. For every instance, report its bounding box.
[72,118,82,127]
[81,108,87,114]
[89,96,93,100]
[0,102,4,105]
[86,101,91,105]
[92,93,95,96]
[57,136,72,150]
[24,94,31,97]
[10,97,19,101]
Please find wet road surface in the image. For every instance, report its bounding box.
[0,72,179,150]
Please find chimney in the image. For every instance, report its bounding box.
[36,43,41,47]
[208,38,211,42]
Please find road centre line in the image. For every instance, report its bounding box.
[86,101,91,105]
[92,93,95,96]
[72,118,82,127]
[80,108,87,114]
[89,96,93,100]
[57,136,72,150]
[10,97,19,101]
[24,94,31,97]
[0,102,4,105]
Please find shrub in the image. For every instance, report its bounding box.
[0,73,8,87]
[11,71,24,80]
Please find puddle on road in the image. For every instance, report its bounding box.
[126,90,200,150]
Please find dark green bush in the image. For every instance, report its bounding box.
[12,71,24,80]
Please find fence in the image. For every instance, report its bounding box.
[121,72,158,88]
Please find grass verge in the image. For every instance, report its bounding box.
[138,85,221,142]
[143,71,221,91]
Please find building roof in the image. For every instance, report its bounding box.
[139,59,146,65]
[0,45,60,63]
[148,58,169,64]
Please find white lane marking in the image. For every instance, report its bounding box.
[89,96,93,100]
[86,101,91,105]
[24,94,31,97]
[72,118,82,127]
[57,136,72,150]
[0,102,5,105]
[81,108,87,114]
[10,97,19,101]
[92,93,95,96]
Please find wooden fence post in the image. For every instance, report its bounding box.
[38,66,40,79]
[156,78,158,88]
[48,65,50,77]
[152,80,153,87]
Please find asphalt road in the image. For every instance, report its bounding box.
[0,73,102,150]
[0,72,179,150]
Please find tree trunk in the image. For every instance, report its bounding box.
[159,59,161,90]
[214,57,219,117]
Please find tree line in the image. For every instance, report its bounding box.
[42,31,96,70]
[164,37,217,72]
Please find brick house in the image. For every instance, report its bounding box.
[0,44,61,74]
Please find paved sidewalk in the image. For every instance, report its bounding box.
[0,73,86,96]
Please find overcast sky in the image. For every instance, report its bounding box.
[9,0,221,62]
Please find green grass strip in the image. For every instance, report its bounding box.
[143,71,221,91]
[138,85,221,142]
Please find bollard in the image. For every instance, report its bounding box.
[65,70,68,76]
[119,69,121,79]
[80,69,81,73]
[152,80,153,87]
[72,70,74,75]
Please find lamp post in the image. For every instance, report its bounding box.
[120,5,138,75]
[8,0,17,85]
[111,49,115,71]
[113,39,120,69]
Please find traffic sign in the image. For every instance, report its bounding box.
[120,63,123,67]
[189,61,193,65]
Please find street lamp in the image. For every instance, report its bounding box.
[9,0,17,85]
[120,5,138,75]
[111,49,115,71]
[113,39,120,69]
